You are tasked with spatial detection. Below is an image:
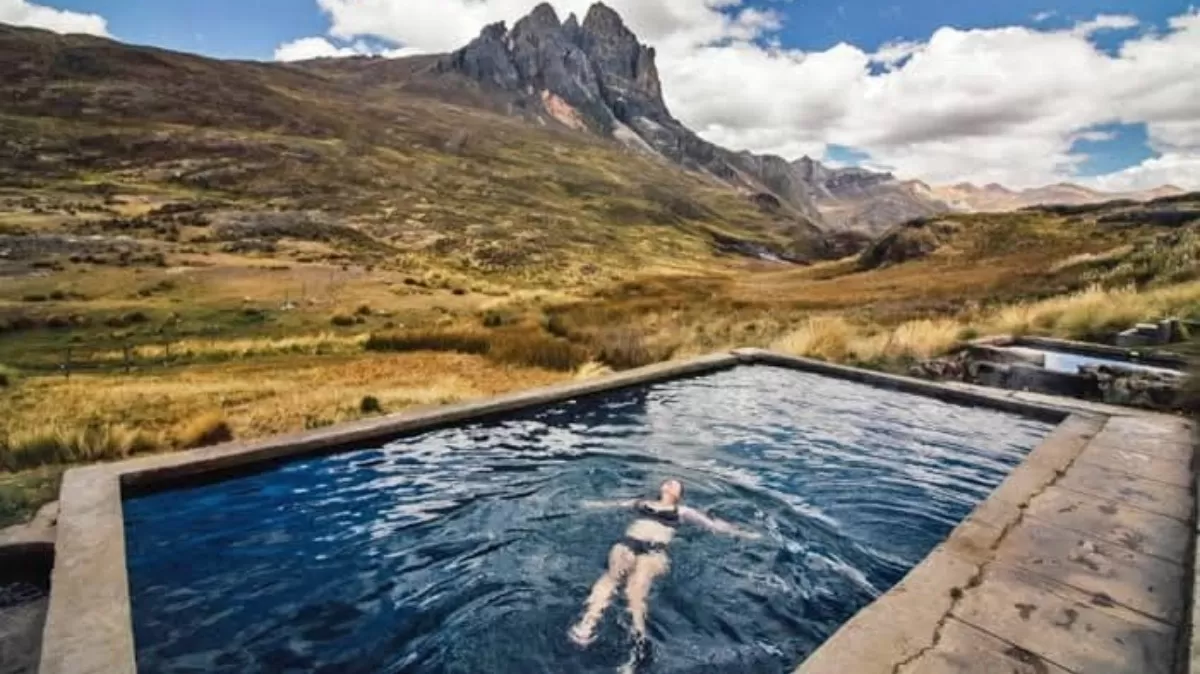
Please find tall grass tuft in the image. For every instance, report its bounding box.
[1,420,160,472]
[171,411,234,449]
[594,327,675,370]
[771,316,856,361]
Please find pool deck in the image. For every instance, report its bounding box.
[29,349,1199,674]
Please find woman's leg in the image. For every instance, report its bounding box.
[617,552,669,673]
[569,543,636,647]
[623,552,669,643]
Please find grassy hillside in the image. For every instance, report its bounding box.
[0,23,827,281]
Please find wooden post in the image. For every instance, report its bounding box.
[123,343,132,374]
[163,339,171,366]
[64,347,72,380]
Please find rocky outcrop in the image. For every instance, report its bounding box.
[1084,365,1183,410]
[856,218,961,269]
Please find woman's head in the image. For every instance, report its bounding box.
[659,479,683,505]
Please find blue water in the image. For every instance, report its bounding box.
[1037,350,1182,376]
[124,366,1051,674]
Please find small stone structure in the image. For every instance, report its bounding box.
[913,336,1188,412]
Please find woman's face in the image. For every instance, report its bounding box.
[660,480,683,504]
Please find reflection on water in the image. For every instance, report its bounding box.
[1036,349,1182,376]
[125,366,1050,674]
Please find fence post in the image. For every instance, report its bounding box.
[64,347,72,380]
[123,343,132,374]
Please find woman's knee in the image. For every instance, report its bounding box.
[608,544,636,572]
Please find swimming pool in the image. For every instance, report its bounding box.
[124,366,1051,674]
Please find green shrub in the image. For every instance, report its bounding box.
[360,396,383,414]
[365,329,490,356]
[481,309,517,329]
[355,305,372,316]
[365,328,588,372]
[331,314,356,327]
[488,333,589,372]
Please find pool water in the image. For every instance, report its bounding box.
[124,366,1051,674]
[1038,350,1182,376]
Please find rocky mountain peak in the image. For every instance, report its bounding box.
[562,12,582,42]
[514,2,562,35]
[435,2,947,234]
[581,2,626,33]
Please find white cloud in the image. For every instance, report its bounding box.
[275,36,363,61]
[870,40,922,69]
[1070,14,1138,38]
[1032,10,1056,23]
[1082,153,1200,192]
[280,2,1200,190]
[0,0,108,35]
[274,36,425,61]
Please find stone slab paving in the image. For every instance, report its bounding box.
[799,412,1196,674]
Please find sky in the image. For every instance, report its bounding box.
[2,0,1198,191]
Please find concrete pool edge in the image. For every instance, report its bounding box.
[39,349,1090,674]
[793,413,1106,674]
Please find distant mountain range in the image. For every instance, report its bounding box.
[912,181,1185,214]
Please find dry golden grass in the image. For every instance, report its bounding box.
[0,420,159,472]
[171,411,234,449]
[119,333,371,361]
[772,316,858,361]
[771,281,1200,365]
[772,316,963,364]
[983,283,1200,340]
[1,352,566,456]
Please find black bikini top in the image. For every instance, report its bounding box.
[635,501,680,527]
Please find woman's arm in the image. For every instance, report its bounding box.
[581,499,638,510]
[679,506,761,540]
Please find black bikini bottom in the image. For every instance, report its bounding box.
[620,537,668,556]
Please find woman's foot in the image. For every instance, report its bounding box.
[616,636,650,674]
[568,621,596,648]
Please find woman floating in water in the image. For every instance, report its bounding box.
[568,479,760,668]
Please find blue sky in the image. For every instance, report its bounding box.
[45,0,1185,60]
[9,0,1198,189]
